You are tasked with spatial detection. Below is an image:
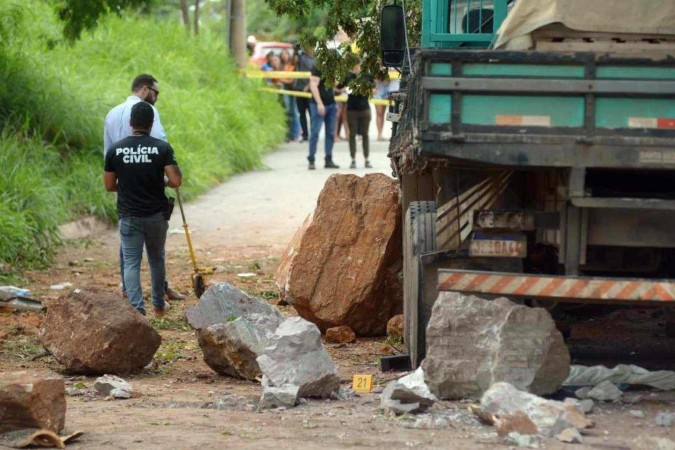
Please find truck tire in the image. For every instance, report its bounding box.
[403,201,436,367]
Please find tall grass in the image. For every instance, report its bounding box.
[0,1,286,277]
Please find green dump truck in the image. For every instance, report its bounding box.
[380,0,675,366]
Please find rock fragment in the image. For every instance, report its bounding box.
[386,314,404,340]
[258,384,299,411]
[274,174,403,336]
[0,370,66,433]
[656,411,674,427]
[555,427,583,444]
[423,293,570,400]
[38,289,161,374]
[479,382,593,438]
[325,325,356,344]
[380,367,437,415]
[94,375,132,399]
[629,410,645,419]
[586,381,622,402]
[504,432,540,448]
[257,317,340,399]
[186,284,284,379]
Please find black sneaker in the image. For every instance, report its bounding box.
[349,160,356,169]
[324,161,340,169]
[365,160,372,169]
[308,162,316,170]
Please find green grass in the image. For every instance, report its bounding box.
[0,1,285,278]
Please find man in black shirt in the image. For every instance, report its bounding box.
[308,65,342,170]
[104,102,182,317]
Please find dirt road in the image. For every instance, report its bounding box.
[2,136,675,449]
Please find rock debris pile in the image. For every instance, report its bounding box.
[186,283,339,410]
[186,283,284,380]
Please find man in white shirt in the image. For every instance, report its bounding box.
[104,74,185,301]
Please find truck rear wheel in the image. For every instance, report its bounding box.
[403,201,436,367]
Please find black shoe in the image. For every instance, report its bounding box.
[349,160,356,169]
[365,160,372,169]
[308,162,316,170]
[324,161,340,169]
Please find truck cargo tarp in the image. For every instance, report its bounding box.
[494,0,675,50]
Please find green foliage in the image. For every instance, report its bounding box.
[247,0,328,42]
[265,0,422,91]
[51,0,153,41]
[0,1,285,275]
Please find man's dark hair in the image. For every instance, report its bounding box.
[131,73,157,92]
[130,102,154,130]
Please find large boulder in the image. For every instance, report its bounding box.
[38,289,161,374]
[422,293,570,400]
[0,370,66,433]
[186,283,284,379]
[257,317,340,400]
[274,174,402,336]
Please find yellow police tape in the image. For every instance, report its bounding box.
[258,87,392,106]
[246,70,401,80]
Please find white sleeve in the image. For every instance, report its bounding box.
[103,117,112,157]
[151,106,167,142]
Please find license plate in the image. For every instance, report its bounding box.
[469,233,527,258]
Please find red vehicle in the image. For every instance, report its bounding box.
[248,41,294,67]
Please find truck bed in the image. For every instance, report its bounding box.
[392,49,675,171]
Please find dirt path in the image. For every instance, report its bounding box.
[2,136,674,449]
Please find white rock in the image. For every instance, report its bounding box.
[94,375,132,399]
[629,410,645,419]
[422,293,570,400]
[480,382,593,438]
[504,432,540,448]
[257,317,340,399]
[563,397,594,414]
[258,384,299,411]
[575,386,591,399]
[587,381,622,402]
[656,411,674,427]
[381,368,437,415]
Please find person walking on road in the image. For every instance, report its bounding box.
[104,74,185,302]
[307,64,342,170]
[104,102,182,317]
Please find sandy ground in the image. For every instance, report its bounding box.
[2,126,675,449]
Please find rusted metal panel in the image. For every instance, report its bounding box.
[438,269,675,303]
[474,210,536,231]
[469,233,527,258]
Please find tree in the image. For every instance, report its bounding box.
[263,0,421,93]
[52,0,153,41]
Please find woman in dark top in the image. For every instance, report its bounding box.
[338,61,373,169]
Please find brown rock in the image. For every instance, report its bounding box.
[423,293,570,400]
[325,325,356,343]
[495,411,538,437]
[386,314,404,339]
[38,289,161,374]
[0,369,66,433]
[275,174,402,336]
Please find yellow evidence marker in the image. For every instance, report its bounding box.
[352,374,373,393]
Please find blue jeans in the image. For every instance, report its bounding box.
[308,102,337,163]
[283,93,301,140]
[119,213,168,315]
